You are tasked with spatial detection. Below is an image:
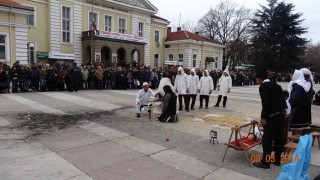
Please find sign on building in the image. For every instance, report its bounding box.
[49,52,75,60]
[95,52,101,62]
[112,53,117,63]
[165,61,177,65]
[97,30,145,43]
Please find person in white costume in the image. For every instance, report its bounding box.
[136,82,155,118]
[188,68,200,110]
[174,67,190,111]
[197,70,213,109]
[214,68,232,108]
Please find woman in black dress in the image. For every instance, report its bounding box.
[288,70,311,135]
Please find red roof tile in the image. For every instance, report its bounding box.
[151,14,169,22]
[0,0,34,10]
[166,30,223,45]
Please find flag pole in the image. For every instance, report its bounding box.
[91,1,94,65]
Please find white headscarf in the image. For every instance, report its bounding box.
[178,67,184,75]
[288,70,311,93]
[300,68,313,83]
[223,68,230,76]
[191,68,195,73]
[204,70,209,76]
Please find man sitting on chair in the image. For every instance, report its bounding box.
[136,82,155,118]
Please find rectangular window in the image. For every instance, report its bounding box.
[155,30,159,43]
[0,35,6,59]
[193,54,197,67]
[119,18,126,34]
[138,22,144,37]
[154,54,159,68]
[178,54,183,62]
[27,8,35,26]
[104,15,112,32]
[169,54,173,61]
[62,6,71,43]
[89,12,98,30]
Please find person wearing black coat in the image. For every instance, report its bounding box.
[30,63,39,92]
[46,66,57,91]
[10,66,19,93]
[0,68,7,93]
[19,66,30,92]
[253,68,287,169]
[156,85,177,122]
[69,63,81,92]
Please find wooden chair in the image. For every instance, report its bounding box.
[311,132,320,149]
[283,116,299,154]
[222,121,263,167]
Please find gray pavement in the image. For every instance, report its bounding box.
[0,82,319,180]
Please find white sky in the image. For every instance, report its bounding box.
[148,0,320,43]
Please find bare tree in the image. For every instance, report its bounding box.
[181,21,196,32]
[197,0,251,70]
[305,43,320,72]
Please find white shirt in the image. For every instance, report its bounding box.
[198,75,213,95]
[188,74,199,95]
[136,88,155,105]
[174,74,190,95]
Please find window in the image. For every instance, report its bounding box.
[89,12,98,30]
[155,30,159,43]
[62,6,71,43]
[169,54,173,61]
[104,15,112,32]
[0,35,6,59]
[205,62,210,70]
[215,57,219,68]
[119,18,126,34]
[178,54,183,62]
[154,54,159,67]
[138,22,144,37]
[27,7,35,26]
[193,54,197,67]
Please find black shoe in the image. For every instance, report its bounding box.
[185,108,189,112]
[191,107,195,110]
[199,106,203,109]
[213,104,219,107]
[253,162,270,169]
[205,106,208,109]
[223,105,226,108]
[136,113,140,118]
[178,108,183,111]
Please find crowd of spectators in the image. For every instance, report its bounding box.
[0,60,319,94]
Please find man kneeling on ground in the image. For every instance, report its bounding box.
[156,85,177,122]
[136,82,155,118]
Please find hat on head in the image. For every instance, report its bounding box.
[191,68,195,73]
[255,68,268,79]
[143,82,149,87]
[178,67,183,72]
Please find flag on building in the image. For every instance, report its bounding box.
[92,19,97,31]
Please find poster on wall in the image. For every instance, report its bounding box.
[95,52,101,62]
[112,53,117,63]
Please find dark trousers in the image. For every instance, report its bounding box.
[200,95,209,107]
[31,77,39,91]
[213,80,217,90]
[189,94,197,108]
[70,78,79,92]
[178,95,190,110]
[97,80,103,90]
[262,113,285,165]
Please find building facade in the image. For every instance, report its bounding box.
[1,0,224,70]
[0,0,169,67]
[164,27,225,70]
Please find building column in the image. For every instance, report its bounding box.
[184,48,192,69]
[74,1,82,64]
[144,18,151,66]
[49,0,60,52]
[15,27,28,65]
